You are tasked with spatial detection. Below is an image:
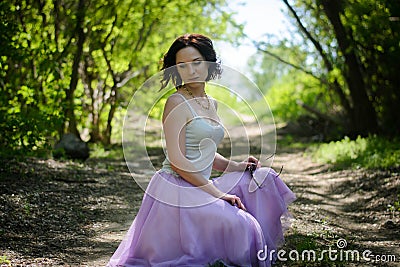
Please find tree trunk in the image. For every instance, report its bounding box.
[103,87,117,146]
[64,0,85,138]
[282,0,353,120]
[319,0,378,135]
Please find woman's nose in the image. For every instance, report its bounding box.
[187,63,196,74]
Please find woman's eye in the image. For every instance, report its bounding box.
[177,61,201,69]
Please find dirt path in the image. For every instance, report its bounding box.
[1,130,399,266]
[272,149,399,266]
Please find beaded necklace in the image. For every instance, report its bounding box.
[184,86,210,110]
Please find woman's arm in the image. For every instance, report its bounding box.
[162,95,246,210]
[213,153,244,172]
[213,153,261,173]
[211,99,260,173]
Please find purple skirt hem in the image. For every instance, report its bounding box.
[107,167,296,267]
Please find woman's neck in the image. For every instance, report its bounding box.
[184,83,206,97]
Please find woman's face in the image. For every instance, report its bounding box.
[175,46,208,85]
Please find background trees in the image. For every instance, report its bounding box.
[0,0,242,154]
[1,0,399,156]
[251,0,400,138]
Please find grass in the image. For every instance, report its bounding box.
[273,226,351,267]
[89,143,124,160]
[208,228,350,267]
[387,193,400,217]
[0,255,11,266]
[308,135,400,170]
[278,134,314,151]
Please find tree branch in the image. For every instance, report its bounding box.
[280,0,352,116]
[296,100,340,125]
[282,0,332,70]
[254,42,320,81]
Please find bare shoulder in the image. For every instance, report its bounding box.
[166,93,185,106]
[164,93,186,112]
[163,93,189,121]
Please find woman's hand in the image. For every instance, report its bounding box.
[245,155,261,168]
[222,194,247,211]
[212,153,261,173]
[238,155,261,172]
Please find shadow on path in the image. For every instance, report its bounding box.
[1,123,399,266]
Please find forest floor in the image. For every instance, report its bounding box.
[1,124,399,267]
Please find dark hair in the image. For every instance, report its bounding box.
[160,33,222,90]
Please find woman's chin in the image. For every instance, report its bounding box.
[184,81,206,86]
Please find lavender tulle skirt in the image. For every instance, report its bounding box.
[107,167,296,267]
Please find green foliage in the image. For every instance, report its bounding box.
[0,255,11,265]
[310,136,400,170]
[387,194,400,216]
[252,0,400,136]
[345,0,400,134]
[275,229,348,267]
[89,143,124,160]
[1,0,243,155]
[265,72,331,122]
[148,89,175,120]
[208,84,260,125]
[248,38,342,128]
[147,83,263,125]
[248,44,289,94]
[0,107,61,157]
[1,0,71,155]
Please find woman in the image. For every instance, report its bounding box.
[107,33,296,267]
